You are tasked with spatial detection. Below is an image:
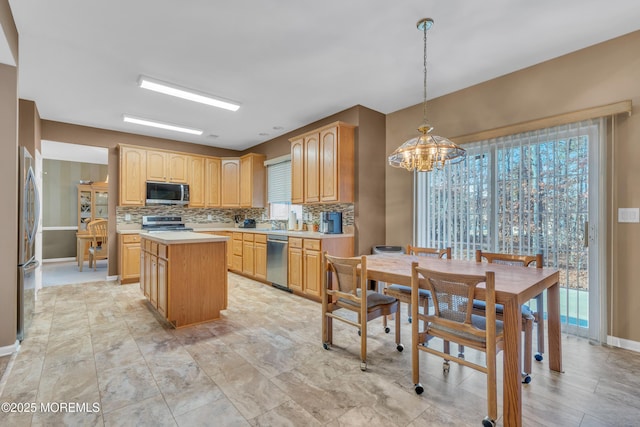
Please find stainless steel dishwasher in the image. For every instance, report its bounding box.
[267,234,290,292]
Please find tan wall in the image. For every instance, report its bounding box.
[19,99,41,155]
[0,0,17,348]
[386,30,640,342]
[41,120,242,276]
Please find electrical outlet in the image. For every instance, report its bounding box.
[207,214,213,221]
[125,214,131,221]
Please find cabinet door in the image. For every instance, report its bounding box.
[304,133,320,203]
[119,146,146,206]
[221,159,240,207]
[121,240,141,281]
[147,151,167,182]
[205,157,221,207]
[157,258,168,317]
[143,250,151,298]
[168,153,189,183]
[240,155,253,207]
[150,255,158,307]
[78,185,92,231]
[189,156,206,207]
[139,250,145,294]
[303,249,322,297]
[243,241,254,276]
[291,138,304,204]
[254,242,267,280]
[320,126,338,202]
[288,247,303,293]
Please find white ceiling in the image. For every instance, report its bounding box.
[9,0,640,151]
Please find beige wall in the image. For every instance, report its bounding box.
[386,30,640,342]
[19,99,41,156]
[0,0,17,349]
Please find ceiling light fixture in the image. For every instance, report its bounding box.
[138,76,241,112]
[123,115,203,135]
[388,18,465,172]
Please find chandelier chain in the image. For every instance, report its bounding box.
[423,20,428,125]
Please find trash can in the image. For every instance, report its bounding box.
[372,245,405,255]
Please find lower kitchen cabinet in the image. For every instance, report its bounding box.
[242,233,255,276]
[303,239,322,298]
[157,256,168,317]
[119,234,141,284]
[288,238,303,293]
[254,234,267,280]
[232,232,243,272]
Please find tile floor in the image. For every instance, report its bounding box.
[1,273,640,426]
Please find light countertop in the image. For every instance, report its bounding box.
[119,224,354,239]
[140,231,229,245]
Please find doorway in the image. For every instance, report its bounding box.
[41,140,109,287]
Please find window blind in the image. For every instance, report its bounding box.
[267,160,291,203]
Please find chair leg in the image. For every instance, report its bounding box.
[395,303,403,352]
[486,348,498,424]
[534,294,545,360]
[360,315,367,371]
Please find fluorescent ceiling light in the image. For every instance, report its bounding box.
[123,115,203,135]
[138,76,241,111]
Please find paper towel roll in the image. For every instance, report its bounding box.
[288,211,297,230]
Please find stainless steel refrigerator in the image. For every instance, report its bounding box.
[18,147,40,341]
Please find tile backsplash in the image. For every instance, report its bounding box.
[116,203,354,227]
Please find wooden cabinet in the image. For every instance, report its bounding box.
[289,121,355,204]
[77,182,109,231]
[254,234,267,280]
[240,153,266,208]
[302,239,322,297]
[288,238,303,293]
[205,157,221,207]
[119,145,146,206]
[242,233,255,276]
[119,234,141,284]
[188,156,206,207]
[147,150,188,183]
[140,235,227,327]
[139,249,146,294]
[221,159,241,207]
[231,232,243,271]
[290,138,304,204]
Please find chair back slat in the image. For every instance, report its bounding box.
[476,250,542,268]
[407,245,451,259]
[325,254,364,298]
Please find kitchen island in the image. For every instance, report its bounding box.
[140,232,229,328]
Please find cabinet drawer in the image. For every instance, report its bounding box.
[303,239,321,251]
[122,234,141,243]
[242,233,254,242]
[254,233,267,244]
[289,237,303,248]
[158,244,167,260]
[233,232,243,241]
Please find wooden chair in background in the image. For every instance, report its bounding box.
[410,263,503,427]
[87,218,108,270]
[322,252,403,371]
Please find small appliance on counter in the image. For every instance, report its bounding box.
[319,211,343,234]
[238,219,256,228]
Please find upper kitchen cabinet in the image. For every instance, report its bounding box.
[240,153,266,208]
[188,155,206,208]
[221,159,240,207]
[146,150,189,183]
[119,145,146,206]
[290,121,355,204]
[205,157,221,207]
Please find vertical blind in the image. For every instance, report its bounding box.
[267,160,291,203]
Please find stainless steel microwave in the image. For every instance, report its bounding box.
[146,181,190,206]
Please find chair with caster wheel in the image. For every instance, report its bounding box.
[464,250,544,383]
[321,252,403,371]
[410,263,503,427]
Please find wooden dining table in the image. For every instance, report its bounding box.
[364,253,562,427]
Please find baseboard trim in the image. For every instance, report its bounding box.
[106,275,118,282]
[43,257,76,263]
[606,335,640,353]
[0,340,19,357]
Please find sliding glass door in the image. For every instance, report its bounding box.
[415,119,604,339]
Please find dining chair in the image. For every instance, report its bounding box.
[87,218,108,270]
[322,252,403,371]
[382,245,451,325]
[410,263,503,427]
[470,249,544,384]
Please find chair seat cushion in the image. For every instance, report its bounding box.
[386,284,431,298]
[338,290,397,309]
[473,300,534,319]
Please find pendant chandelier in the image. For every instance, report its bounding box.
[388,18,466,172]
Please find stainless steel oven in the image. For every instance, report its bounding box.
[267,234,289,292]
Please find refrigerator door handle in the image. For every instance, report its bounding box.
[26,166,40,245]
